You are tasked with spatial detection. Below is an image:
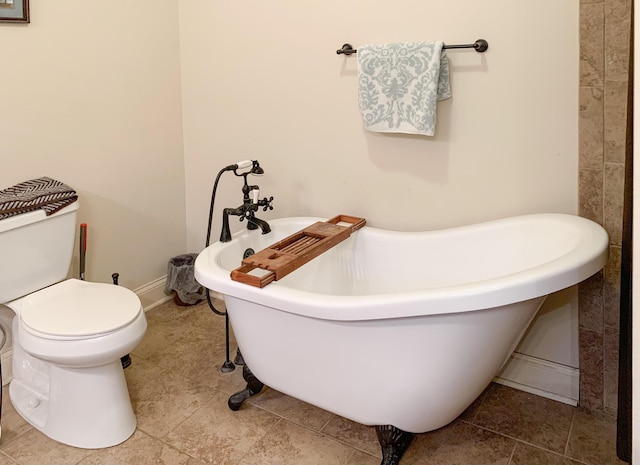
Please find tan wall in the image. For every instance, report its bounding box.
[181,1,580,250]
[180,1,581,369]
[0,1,187,291]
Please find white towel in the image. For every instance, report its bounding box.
[357,41,451,136]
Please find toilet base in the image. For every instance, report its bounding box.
[10,352,136,449]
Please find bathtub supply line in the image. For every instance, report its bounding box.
[336,39,489,56]
[203,159,272,373]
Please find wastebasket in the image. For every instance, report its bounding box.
[164,253,206,306]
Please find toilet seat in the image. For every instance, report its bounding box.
[20,278,141,338]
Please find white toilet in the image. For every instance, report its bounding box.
[0,201,147,449]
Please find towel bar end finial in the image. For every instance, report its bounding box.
[474,39,489,52]
[337,43,356,56]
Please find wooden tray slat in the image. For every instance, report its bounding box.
[230,215,365,287]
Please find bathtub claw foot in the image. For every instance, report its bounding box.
[228,364,264,411]
[234,348,245,366]
[375,425,415,465]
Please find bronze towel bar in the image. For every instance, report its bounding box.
[336,39,489,56]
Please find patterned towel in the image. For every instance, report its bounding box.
[357,41,451,136]
[0,177,78,220]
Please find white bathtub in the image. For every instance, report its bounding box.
[195,214,608,435]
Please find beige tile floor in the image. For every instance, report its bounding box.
[0,299,627,465]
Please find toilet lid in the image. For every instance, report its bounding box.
[20,279,141,337]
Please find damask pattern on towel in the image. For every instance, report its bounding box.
[357,41,451,136]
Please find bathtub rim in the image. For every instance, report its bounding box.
[194,213,608,322]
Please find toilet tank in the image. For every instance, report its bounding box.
[0,202,79,304]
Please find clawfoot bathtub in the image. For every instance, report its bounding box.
[195,214,608,464]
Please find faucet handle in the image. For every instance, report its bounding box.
[251,188,260,204]
[238,210,252,222]
[261,196,274,211]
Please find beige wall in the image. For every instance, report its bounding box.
[1,1,187,291]
[181,1,580,250]
[180,1,580,369]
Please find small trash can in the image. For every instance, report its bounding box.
[164,253,206,306]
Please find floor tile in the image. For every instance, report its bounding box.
[138,304,246,397]
[511,442,583,465]
[457,385,489,423]
[0,385,32,447]
[162,390,281,464]
[77,430,191,465]
[125,357,219,438]
[153,335,247,396]
[472,383,574,453]
[0,428,93,465]
[345,449,379,465]
[236,419,354,465]
[566,409,627,465]
[0,452,17,465]
[185,458,210,465]
[133,300,232,363]
[320,415,381,457]
[248,387,334,432]
[402,421,515,465]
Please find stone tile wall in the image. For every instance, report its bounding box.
[579,0,631,413]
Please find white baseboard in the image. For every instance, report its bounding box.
[1,275,172,386]
[134,275,172,312]
[494,352,579,406]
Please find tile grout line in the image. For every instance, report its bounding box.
[467,391,488,425]
[0,449,20,465]
[318,413,335,433]
[460,419,590,464]
[248,402,382,459]
[233,417,285,465]
[505,441,517,465]
[564,408,577,457]
[133,429,204,465]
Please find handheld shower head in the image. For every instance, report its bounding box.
[229,160,264,176]
[251,161,264,175]
[222,160,250,172]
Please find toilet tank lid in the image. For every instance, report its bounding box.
[20,278,142,337]
[0,202,79,234]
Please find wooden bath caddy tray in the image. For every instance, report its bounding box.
[231,214,366,288]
